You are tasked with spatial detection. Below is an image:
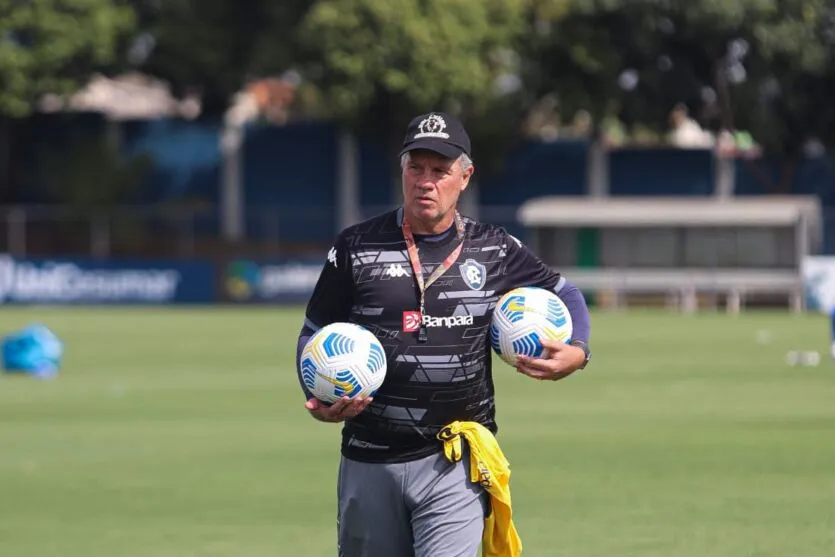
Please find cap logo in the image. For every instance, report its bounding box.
[414,114,449,139]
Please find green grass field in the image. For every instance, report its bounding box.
[1,307,834,557]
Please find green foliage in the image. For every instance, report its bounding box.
[5,0,834,167]
[0,0,135,117]
[300,0,526,120]
[140,0,311,115]
[526,0,835,154]
[128,0,835,160]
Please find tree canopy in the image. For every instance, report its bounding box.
[4,0,835,157]
[521,0,835,153]
[0,0,135,117]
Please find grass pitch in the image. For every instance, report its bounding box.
[1,307,834,557]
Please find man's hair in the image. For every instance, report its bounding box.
[400,152,473,172]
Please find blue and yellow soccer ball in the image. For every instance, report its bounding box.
[490,287,573,366]
[300,322,387,403]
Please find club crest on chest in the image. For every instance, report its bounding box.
[459,258,486,291]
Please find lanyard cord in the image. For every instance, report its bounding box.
[401,211,466,342]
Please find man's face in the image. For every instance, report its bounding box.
[401,150,474,232]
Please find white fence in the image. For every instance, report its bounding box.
[562,268,804,313]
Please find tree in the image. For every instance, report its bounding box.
[0,0,136,202]
[137,0,311,116]
[134,0,835,192]
[300,0,525,119]
[297,0,528,182]
[0,0,135,117]
[523,0,835,160]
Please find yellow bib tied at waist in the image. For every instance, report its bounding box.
[437,421,522,557]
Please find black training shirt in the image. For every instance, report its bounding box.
[304,209,562,463]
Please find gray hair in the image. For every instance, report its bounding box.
[401,152,473,172]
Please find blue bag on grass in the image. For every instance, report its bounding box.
[1,324,64,379]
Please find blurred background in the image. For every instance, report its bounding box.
[3,3,835,557]
[1,0,835,310]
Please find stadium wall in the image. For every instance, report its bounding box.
[9,114,835,251]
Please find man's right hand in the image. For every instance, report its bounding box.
[305,396,373,423]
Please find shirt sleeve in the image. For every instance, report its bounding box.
[500,231,563,293]
[304,232,354,328]
[296,325,316,400]
[556,280,591,344]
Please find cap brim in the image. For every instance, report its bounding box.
[400,139,464,160]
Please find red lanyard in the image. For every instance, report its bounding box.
[402,211,466,342]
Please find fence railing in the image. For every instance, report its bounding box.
[0,205,211,258]
[0,204,532,258]
[2,202,833,261]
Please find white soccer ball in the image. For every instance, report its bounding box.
[300,322,387,403]
[490,287,573,366]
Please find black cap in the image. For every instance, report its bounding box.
[400,112,471,159]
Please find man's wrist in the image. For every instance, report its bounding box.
[569,340,591,369]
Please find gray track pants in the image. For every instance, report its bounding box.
[337,447,487,557]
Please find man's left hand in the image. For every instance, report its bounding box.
[515,339,586,382]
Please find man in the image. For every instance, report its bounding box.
[297,112,592,557]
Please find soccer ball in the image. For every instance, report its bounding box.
[490,287,573,366]
[299,322,387,403]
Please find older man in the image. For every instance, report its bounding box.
[297,112,592,557]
